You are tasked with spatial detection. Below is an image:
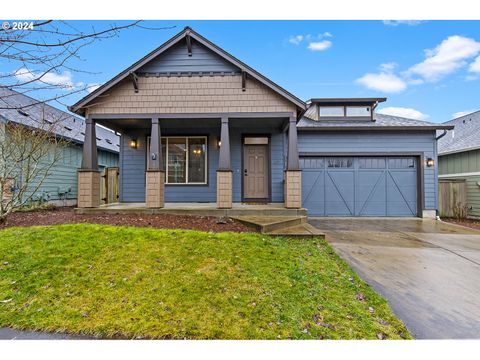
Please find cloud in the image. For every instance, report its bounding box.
[469,55,480,73]
[14,67,83,90]
[406,35,480,82]
[288,35,304,45]
[452,110,476,119]
[356,63,407,93]
[378,107,429,120]
[383,20,424,26]
[87,83,101,93]
[307,40,332,52]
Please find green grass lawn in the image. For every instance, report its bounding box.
[0,224,410,339]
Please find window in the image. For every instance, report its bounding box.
[346,106,371,117]
[147,136,207,184]
[319,106,344,117]
[358,157,386,169]
[327,157,353,168]
[388,158,415,169]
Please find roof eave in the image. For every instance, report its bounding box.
[297,125,454,131]
[439,145,480,156]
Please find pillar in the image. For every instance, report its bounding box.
[146,118,165,208]
[285,115,302,209]
[77,116,100,208]
[217,117,232,209]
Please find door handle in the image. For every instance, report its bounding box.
[244,169,248,176]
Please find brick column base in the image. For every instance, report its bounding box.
[146,170,165,208]
[217,170,232,209]
[284,170,302,209]
[77,170,101,208]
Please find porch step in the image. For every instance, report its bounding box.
[231,215,307,233]
[267,223,325,238]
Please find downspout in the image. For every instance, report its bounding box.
[434,129,447,219]
[435,129,447,140]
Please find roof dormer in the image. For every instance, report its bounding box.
[307,98,386,121]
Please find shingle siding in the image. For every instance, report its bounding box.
[86,75,296,115]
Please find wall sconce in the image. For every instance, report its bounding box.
[217,140,221,148]
[426,158,434,167]
[130,139,137,149]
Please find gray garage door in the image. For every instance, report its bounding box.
[301,156,418,217]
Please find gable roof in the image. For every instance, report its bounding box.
[438,110,480,155]
[299,102,453,131]
[69,27,306,116]
[0,87,119,153]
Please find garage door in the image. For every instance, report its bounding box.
[301,156,418,217]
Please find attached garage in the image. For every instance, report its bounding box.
[300,156,419,216]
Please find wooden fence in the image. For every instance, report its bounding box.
[100,167,119,204]
[438,179,468,218]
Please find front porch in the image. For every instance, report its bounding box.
[74,202,307,217]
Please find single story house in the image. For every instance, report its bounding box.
[0,87,119,206]
[438,110,480,219]
[69,27,452,217]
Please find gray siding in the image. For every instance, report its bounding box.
[139,40,239,74]
[119,124,285,203]
[298,130,438,210]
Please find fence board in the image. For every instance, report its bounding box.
[439,180,467,218]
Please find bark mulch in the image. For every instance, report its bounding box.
[0,207,254,233]
[443,218,480,231]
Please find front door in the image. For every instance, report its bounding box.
[243,144,269,201]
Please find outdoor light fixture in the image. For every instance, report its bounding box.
[130,139,137,149]
[218,140,221,148]
[426,158,434,167]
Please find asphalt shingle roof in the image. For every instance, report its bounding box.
[0,87,119,153]
[298,104,453,130]
[438,110,480,155]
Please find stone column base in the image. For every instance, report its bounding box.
[217,170,232,209]
[285,170,302,209]
[146,170,165,208]
[77,170,101,208]
[422,210,437,219]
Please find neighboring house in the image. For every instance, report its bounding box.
[0,87,119,206]
[69,27,451,217]
[438,110,480,219]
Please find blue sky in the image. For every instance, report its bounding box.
[4,20,480,123]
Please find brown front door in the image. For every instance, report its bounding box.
[243,144,269,200]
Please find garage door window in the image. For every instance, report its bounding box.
[327,157,353,168]
[358,157,386,169]
[388,158,415,169]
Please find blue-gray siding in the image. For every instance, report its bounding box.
[139,40,239,74]
[297,131,438,210]
[119,124,285,203]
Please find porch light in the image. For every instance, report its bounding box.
[426,158,434,167]
[218,140,221,148]
[130,139,138,149]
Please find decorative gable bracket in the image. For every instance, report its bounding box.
[130,71,139,93]
[185,33,192,57]
[242,71,246,92]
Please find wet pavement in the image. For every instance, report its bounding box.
[309,218,480,339]
[0,327,90,340]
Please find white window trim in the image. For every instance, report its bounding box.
[147,136,208,185]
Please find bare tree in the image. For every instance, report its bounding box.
[0,114,70,223]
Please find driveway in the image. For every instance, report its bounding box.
[309,218,480,339]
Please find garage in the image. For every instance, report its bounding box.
[301,156,418,217]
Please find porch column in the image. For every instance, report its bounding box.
[285,115,302,209]
[77,116,101,208]
[146,117,165,208]
[217,116,232,209]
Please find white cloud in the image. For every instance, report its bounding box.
[407,35,480,82]
[469,55,480,73]
[288,35,304,45]
[356,63,407,93]
[452,110,475,119]
[383,20,424,26]
[14,67,83,90]
[87,83,101,93]
[378,107,429,120]
[307,40,332,52]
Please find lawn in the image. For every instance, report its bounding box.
[0,224,411,339]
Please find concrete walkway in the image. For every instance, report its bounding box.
[0,327,89,340]
[309,218,480,339]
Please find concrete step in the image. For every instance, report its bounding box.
[231,215,307,233]
[267,223,325,238]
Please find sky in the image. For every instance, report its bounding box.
[3,20,480,123]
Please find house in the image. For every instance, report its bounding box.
[69,27,452,217]
[0,87,119,206]
[438,110,480,219]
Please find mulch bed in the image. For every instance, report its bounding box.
[443,218,480,231]
[0,207,253,233]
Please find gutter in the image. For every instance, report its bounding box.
[435,129,448,141]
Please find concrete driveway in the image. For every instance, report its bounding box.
[309,218,480,339]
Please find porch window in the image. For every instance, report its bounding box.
[148,136,208,184]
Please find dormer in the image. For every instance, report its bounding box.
[305,98,386,122]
